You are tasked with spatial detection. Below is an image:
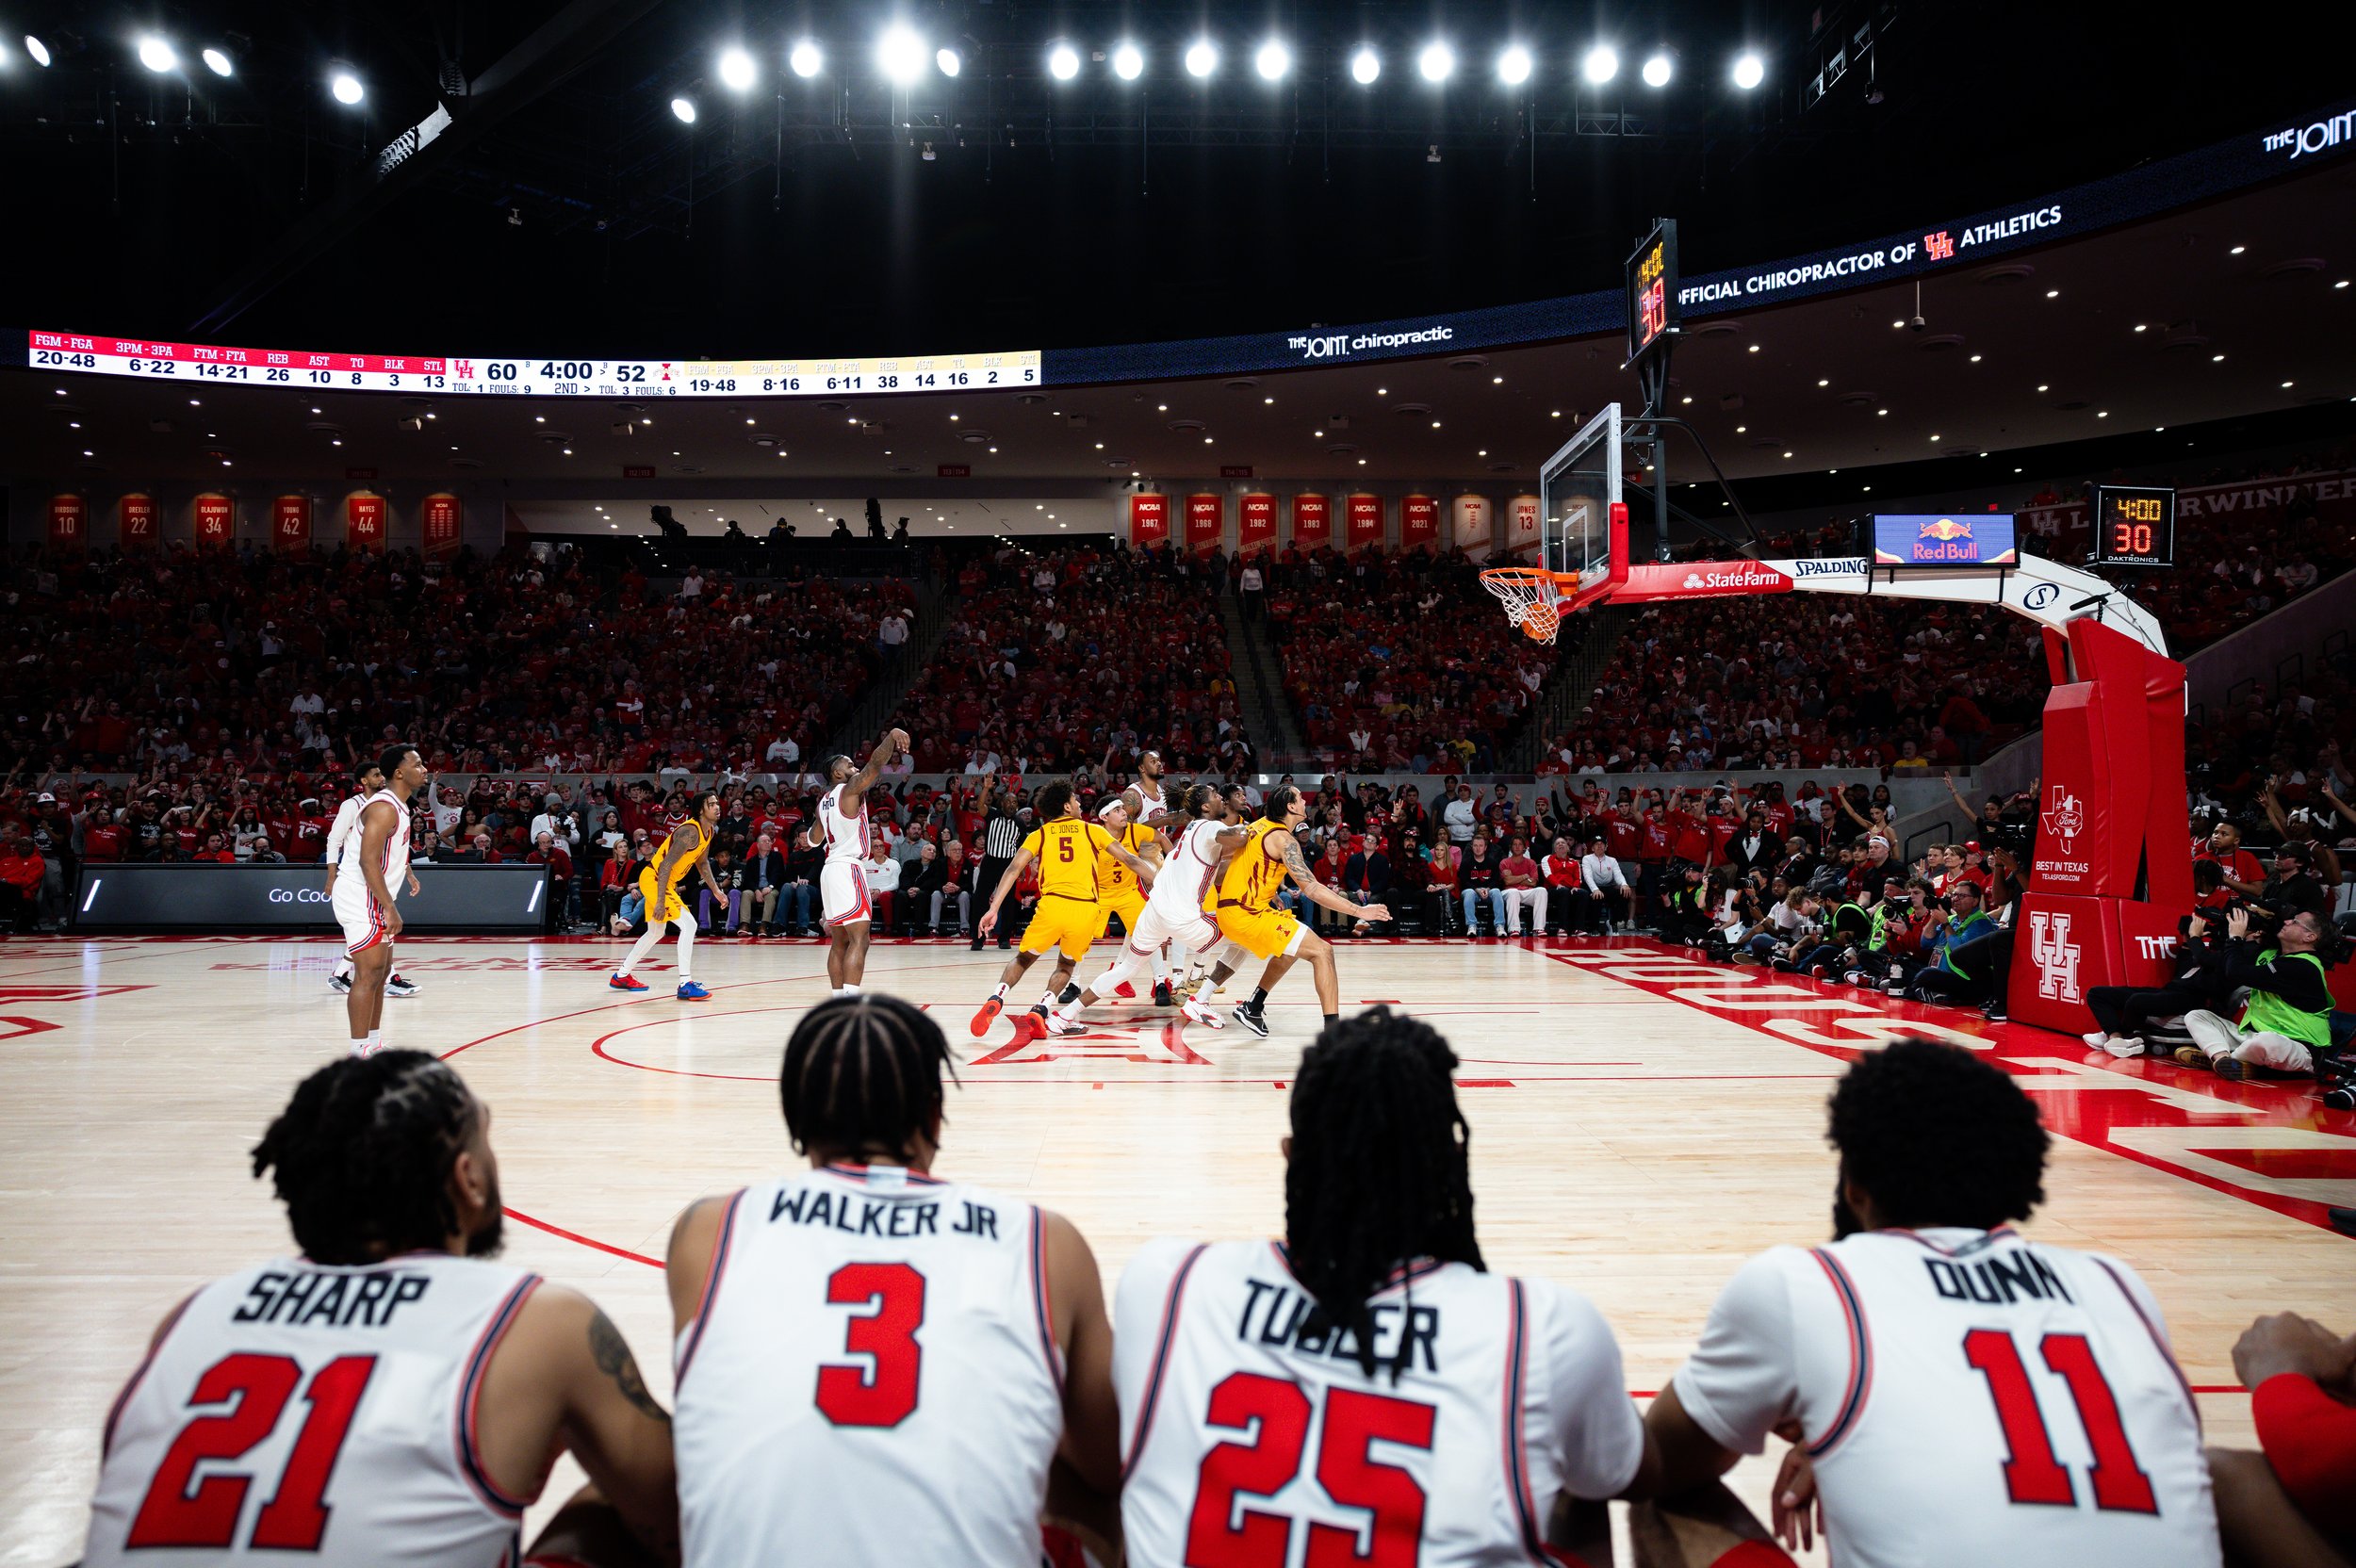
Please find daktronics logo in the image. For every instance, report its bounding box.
[268,887,332,905]
[2265,108,2356,160]
[1789,557,1869,579]
[1285,325,1454,361]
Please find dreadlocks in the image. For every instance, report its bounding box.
[1828,1037,2049,1231]
[1284,1007,1483,1380]
[251,1051,486,1266]
[781,994,959,1164]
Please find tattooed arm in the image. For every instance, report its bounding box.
[1273,827,1387,922]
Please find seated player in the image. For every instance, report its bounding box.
[971,782,1156,1037]
[664,995,1121,1565]
[1645,1038,2220,1567]
[1199,785,1389,1037]
[83,1052,678,1566]
[2206,1310,2355,1567]
[1115,1008,1658,1563]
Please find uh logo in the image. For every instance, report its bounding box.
[2028,909,2084,1003]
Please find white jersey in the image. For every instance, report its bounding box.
[1670,1227,2218,1568]
[324,793,366,865]
[814,784,871,866]
[1116,1239,1644,1568]
[1134,777,1166,819]
[1146,817,1229,923]
[335,789,412,889]
[86,1254,541,1567]
[675,1164,1066,1568]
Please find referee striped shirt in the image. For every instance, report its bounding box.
[982,813,1023,858]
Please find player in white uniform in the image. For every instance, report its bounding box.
[1049,784,1249,1032]
[84,1050,678,1567]
[1117,1009,1654,1566]
[331,744,424,1058]
[324,759,417,999]
[804,728,908,997]
[666,994,1121,1566]
[1647,1038,2221,1567]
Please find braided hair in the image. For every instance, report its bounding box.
[781,994,959,1164]
[251,1051,484,1265]
[1285,1007,1483,1380]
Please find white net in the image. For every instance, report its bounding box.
[1481,568,1562,645]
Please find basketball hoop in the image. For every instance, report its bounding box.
[1481,566,1563,644]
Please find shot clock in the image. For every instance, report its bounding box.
[2090,485,2175,567]
[1625,220,1679,365]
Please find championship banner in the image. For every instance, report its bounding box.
[421,492,463,558]
[1185,493,1222,553]
[1345,494,1384,551]
[47,493,87,550]
[118,493,157,551]
[1291,493,1331,551]
[1451,494,1494,563]
[1128,492,1170,548]
[1237,493,1277,555]
[193,493,234,549]
[345,491,387,552]
[1399,494,1439,552]
[271,494,312,555]
[1505,494,1542,558]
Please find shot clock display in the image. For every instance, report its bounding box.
[1625,220,1679,364]
[2091,485,2175,567]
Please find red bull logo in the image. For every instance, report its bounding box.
[1872,513,2019,566]
[1918,516,1973,541]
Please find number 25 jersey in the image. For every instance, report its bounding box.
[673,1164,1066,1568]
[1114,1238,1644,1567]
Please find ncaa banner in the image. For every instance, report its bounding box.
[421,492,463,558]
[47,493,87,550]
[1450,494,1495,564]
[1290,493,1331,550]
[1128,492,1170,548]
[1184,493,1222,553]
[271,494,313,555]
[1345,494,1383,552]
[1505,494,1542,558]
[345,491,387,551]
[1237,493,1277,555]
[118,492,157,551]
[1399,494,1439,552]
[193,493,234,548]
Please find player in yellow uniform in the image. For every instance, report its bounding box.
[1201,784,1388,1037]
[1090,796,1172,1004]
[610,789,726,1000]
[972,782,1158,1037]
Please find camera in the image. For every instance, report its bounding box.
[1907,314,1927,332]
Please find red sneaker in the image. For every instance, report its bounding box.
[1113,982,1137,999]
[970,995,1004,1037]
[609,972,649,992]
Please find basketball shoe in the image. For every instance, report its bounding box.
[609,972,649,992]
[387,974,419,997]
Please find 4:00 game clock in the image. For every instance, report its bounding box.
[2090,486,2175,567]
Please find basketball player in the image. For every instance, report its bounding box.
[1047,784,1248,1034]
[332,744,425,1057]
[325,757,418,1000]
[970,782,1157,1037]
[1203,784,1388,1038]
[1116,1008,1654,1564]
[1645,1037,2220,1566]
[609,790,724,1001]
[802,729,908,997]
[83,1051,679,1566]
[1090,796,1174,1004]
[665,995,1121,1564]
[1125,748,1178,832]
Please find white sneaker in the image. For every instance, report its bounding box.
[1044,1012,1087,1037]
[2082,1031,2111,1050]
[2102,1037,2147,1059]
[1180,997,1226,1029]
[386,974,419,998]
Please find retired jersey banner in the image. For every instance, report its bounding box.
[1128,492,1170,548]
[1345,494,1383,551]
[1290,493,1331,550]
[1451,494,1495,563]
[421,492,463,558]
[1506,494,1542,558]
[1185,493,1223,553]
[344,491,387,551]
[1237,493,1277,555]
[47,493,87,550]
[1400,494,1439,552]
[118,492,157,550]
[193,494,234,549]
[271,494,312,555]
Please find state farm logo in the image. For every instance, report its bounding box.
[2028,910,2083,1003]
[1677,564,1789,592]
[2039,785,2085,854]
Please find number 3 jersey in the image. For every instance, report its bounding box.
[84,1253,542,1566]
[673,1164,1067,1568]
[1114,1238,1644,1568]
[1669,1227,2218,1568]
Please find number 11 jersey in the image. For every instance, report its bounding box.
[674,1164,1066,1568]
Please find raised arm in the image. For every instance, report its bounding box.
[837,728,908,817]
[1274,827,1384,921]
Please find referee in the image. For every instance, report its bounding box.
[972,787,1023,951]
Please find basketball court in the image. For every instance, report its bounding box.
[2,930,2346,1564]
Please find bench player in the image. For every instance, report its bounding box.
[1203,784,1388,1038]
[325,756,418,1001]
[332,743,425,1057]
[1645,1037,2220,1567]
[805,729,908,997]
[665,995,1121,1564]
[1047,784,1246,1034]
[1115,1008,1656,1564]
[609,789,724,1001]
[83,1051,679,1566]
[970,782,1157,1037]
[1091,795,1173,1004]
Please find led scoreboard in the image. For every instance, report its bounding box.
[1625,220,1679,365]
[2090,485,2176,567]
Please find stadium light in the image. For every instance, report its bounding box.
[789,40,822,77]
[330,68,364,105]
[1497,45,1531,86]
[1582,44,1618,84]
[1417,41,1454,82]
[717,46,756,91]
[1350,46,1380,84]
[877,25,925,85]
[935,47,960,77]
[1184,39,1216,78]
[25,34,52,66]
[1732,52,1765,90]
[670,95,696,122]
[136,35,175,72]
[1254,39,1289,80]
[201,45,233,76]
[1047,42,1079,80]
[1112,41,1143,80]
[1642,51,1673,87]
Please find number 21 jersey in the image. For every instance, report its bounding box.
[674,1164,1066,1568]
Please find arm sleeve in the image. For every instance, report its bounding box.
[2252,1373,2356,1535]
[1529,1280,1647,1501]
[1666,1250,1802,1458]
[1111,1238,1197,1429]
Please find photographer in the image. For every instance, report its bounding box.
[1896,880,2002,1004]
[2082,907,2238,1059]
[2177,907,2337,1080]
[1737,888,1820,965]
